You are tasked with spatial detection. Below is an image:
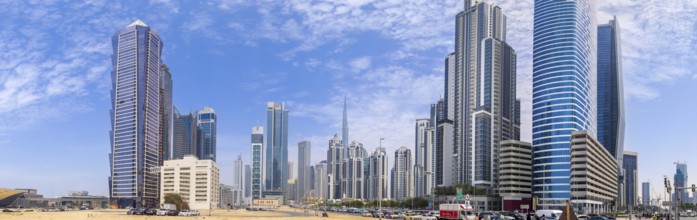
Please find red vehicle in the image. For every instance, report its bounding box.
[439,203,475,220]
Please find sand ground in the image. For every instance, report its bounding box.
[0,206,367,220]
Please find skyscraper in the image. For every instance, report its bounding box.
[172,107,198,159]
[437,53,456,187]
[159,64,173,162]
[327,134,344,199]
[345,141,365,199]
[642,182,650,206]
[675,163,688,202]
[622,151,638,207]
[251,126,263,199]
[454,1,520,190]
[244,164,251,198]
[368,148,389,200]
[265,102,289,191]
[109,20,162,208]
[597,16,625,167]
[394,147,412,200]
[597,16,625,206]
[315,161,329,200]
[297,140,311,202]
[414,119,431,197]
[197,107,217,161]
[233,155,244,205]
[532,0,597,208]
[342,95,349,158]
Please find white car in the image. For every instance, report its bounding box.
[156,209,169,216]
[179,210,192,216]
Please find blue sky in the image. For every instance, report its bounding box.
[0,0,696,198]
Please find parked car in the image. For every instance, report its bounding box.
[156,209,169,216]
[133,208,146,215]
[166,209,179,216]
[144,208,157,215]
[362,212,373,217]
[179,210,192,216]
[2,209,13,212]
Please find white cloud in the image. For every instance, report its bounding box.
[349,56,371,72]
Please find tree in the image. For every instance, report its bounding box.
[434,183,486,196]
[163,193,189,210]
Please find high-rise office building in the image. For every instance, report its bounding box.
[197,107,217,161]
[327,134,344,199]
[159,64,173,162]
[219,184,233,208]
[251,126,264,199]
[675,163,688,202]
[642,182,650,206]
[265,102,289,191]
[172,107,198,159]
[368,148,389,200]
[414,119,432,197]
[297,141,311,202]
[622,151,638,207]
[597,16,625,167]
[315,161,329,200]
[109,20,163,208]
[394,147,412,200]
[454,1,520,190]
[437,53,456,187]
[233,155,244,205]
[597,16,625,206]
[345,141,365,199]
[569,131,617,212]
[244,164,251,198]
[532,0,597,208]
[287,162,294,180]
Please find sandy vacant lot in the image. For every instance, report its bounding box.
[0,206,367,220]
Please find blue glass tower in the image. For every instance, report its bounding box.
[675,163,688,202]
[597,16,625,165]
[622,151,638,206]
[109,20,162,208]
[532,0,597,208]
[196,107,217,161]
[265,102,289,191]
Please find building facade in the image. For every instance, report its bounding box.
[569,131,617,213]
[622,151,638,207]
[251,126,264,199]
[394,147,412,200]
[265,102,289,191]
[297,141,311,203]
[642,182,650,206]
[498,140,532,211]
[675,163,688,202]
[160,155,220,210]
[172,107,198,159]
[219,184,232,208]
[196,107,217,161]
[314,161,329,201]
[414,119,433,197]
[327,134,344,200]
[368,148,389,200]
[437,52,456,187]
[453,1,520,191]
[233,155,244,206]
[159,64,173,162]
[244,165,251,198]
[109,20,163,208]
[532,0,598,208]
[345,141,365,199]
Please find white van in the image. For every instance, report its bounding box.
[535,210,563,220]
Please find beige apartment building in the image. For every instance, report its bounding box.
[569,131,618,213]
[160,155,220,209]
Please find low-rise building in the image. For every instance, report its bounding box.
[160,155,220,209]
[498,140,532,211]
[570,131,618,213]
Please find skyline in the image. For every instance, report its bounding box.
[1,0,697,198]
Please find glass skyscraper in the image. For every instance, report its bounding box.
[196,107,217,161]
[159,64,173,162]
[597,16,625,165]
[109,20,162,208]
[622,151,638,207]
[172,107,198,159]
[675,163,688,202]
[532,0,597,208]
[265,102,288,191]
